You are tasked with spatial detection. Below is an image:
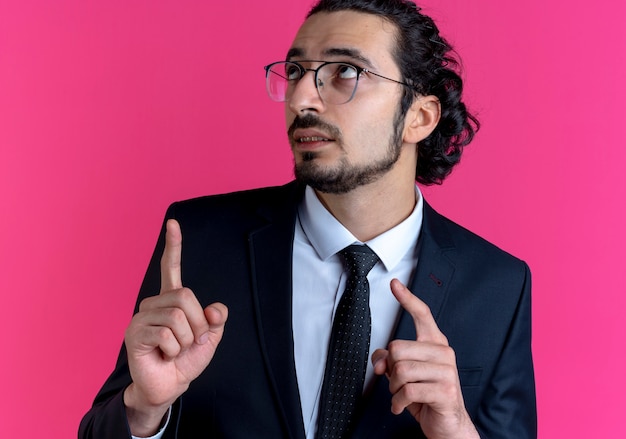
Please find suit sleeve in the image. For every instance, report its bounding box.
[474,262,537,438]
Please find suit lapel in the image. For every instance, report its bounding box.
[354,201,457,438]
[248,183,306,439]
[398,201,456,339]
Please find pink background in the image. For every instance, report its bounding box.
[1,0,625,437]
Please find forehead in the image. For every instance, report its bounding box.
[288,10,398,69]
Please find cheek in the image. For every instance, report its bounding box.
[351,94,399,130]
[350,110,394,145]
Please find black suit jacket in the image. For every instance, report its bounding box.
[79,182,536,438]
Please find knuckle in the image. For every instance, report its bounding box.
[156,326,173,341]
[440,364,461,393]
[387,339,402,356]
[138,296,155,312]
[408,383,422,400]
[177,287,195,302]
[440,333,450,346]
[165,307,187,325]
[448,346,456,362]
[441,378,458,400]
[442,345,456,363]
[401,383,419,402]
[393,360,411,377]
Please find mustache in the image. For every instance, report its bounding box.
[287,114,342,141]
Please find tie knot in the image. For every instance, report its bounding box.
[340,244,379,278]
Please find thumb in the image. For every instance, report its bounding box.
[198,303,228,345]
[371,348,389,376]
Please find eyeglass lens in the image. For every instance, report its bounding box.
[265,62,360,105]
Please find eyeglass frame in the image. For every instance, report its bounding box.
[263,60,416,105]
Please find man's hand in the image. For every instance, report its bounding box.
[371,279,479,439]
[123,219,228,437]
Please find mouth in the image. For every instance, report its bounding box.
[292,129,335,146]
[288,114,341,148]
[297,136,332,143]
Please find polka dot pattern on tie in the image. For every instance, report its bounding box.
[316,245,379,439]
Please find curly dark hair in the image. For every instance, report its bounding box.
[307,0,479,185]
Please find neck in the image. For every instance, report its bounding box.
[314,175,417,242]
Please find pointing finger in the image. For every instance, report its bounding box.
[390,279,447,345]
[160,219,183,293]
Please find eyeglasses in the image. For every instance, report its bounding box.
[264,60,413,105]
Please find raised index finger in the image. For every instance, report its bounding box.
[160,219,183,293]
[390,278,448,345]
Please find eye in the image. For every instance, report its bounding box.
[335,64,358,80]
[285,63,302,80]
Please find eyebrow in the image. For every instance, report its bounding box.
[286,47,374,69]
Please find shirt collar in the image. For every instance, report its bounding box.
[297,185,424,271]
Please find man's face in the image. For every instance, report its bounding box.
[285,11,411,194]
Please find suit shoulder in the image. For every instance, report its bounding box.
[165,182,302,220]
[424,202,530,275]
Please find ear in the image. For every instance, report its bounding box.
[402,95,441,144]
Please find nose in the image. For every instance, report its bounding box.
[287,70,326,114]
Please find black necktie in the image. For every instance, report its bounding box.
[316,244,380,439]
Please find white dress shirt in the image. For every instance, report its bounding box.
[293,186,423,438]
[133,185,423,439]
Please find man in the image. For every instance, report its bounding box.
[80,1,536,438]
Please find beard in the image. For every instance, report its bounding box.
[289,112,405,194]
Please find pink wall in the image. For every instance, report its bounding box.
[1,0,624,437]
